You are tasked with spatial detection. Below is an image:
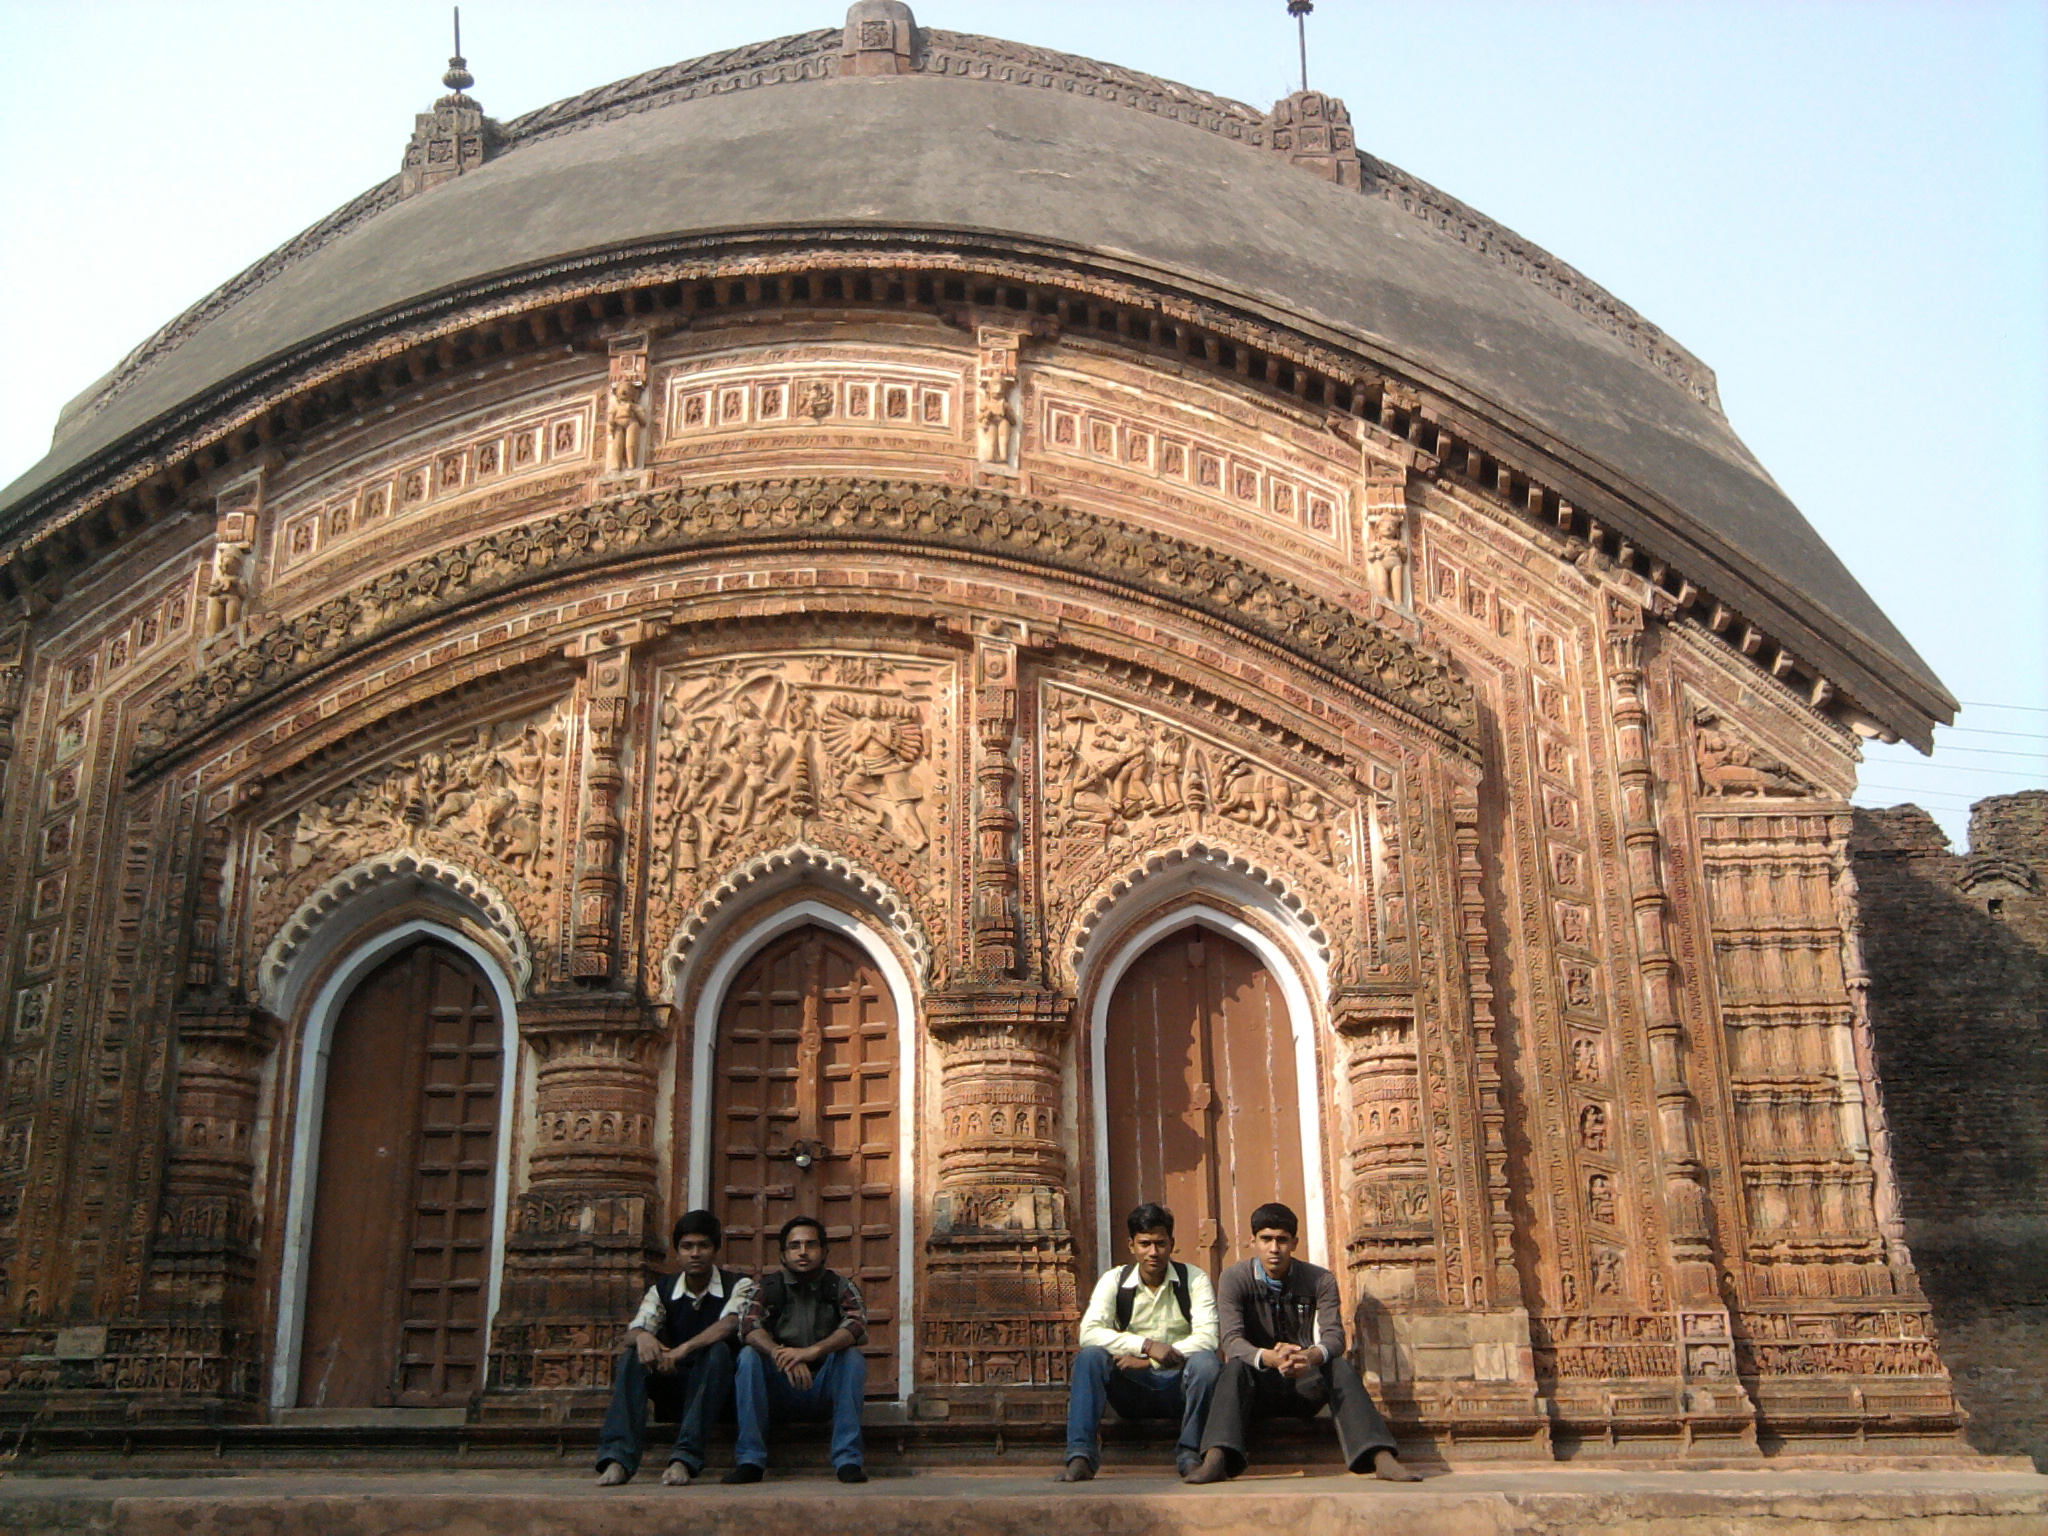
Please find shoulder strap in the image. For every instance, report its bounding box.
[760,1269,787,1315]
[1171,1262,1192,1326]
[1113,1264,1136,1331]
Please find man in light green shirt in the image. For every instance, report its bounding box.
[1058,1202,1221,1481]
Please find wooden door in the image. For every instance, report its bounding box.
[296,940,504,1408]
[711,925,900,1396]
[1104,925,1307,1272]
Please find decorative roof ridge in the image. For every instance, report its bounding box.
[51,20,1718,450]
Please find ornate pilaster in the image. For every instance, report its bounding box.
[487,992,665,1407]
[920,988,1080,1394]
[566,622,663,983]
[1452,789,1520,1302]
[1335,993,1436,1298]
[970,633,1021,977]
[0,616,26,818]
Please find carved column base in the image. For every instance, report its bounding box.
[486,991,664,1406]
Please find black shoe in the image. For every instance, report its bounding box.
[1182,1448,1233,1484]
[721,1465,764,1484]
[837,1464,869,1484]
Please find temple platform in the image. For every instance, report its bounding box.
[4,1464,2046,1536]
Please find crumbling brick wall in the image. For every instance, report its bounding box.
[1853,792,2048,1465]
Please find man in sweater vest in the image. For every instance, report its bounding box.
[596,1209,755,1486]
[724,1214,871,1484]
[1185,1201,1423,1484]
[1058,1202,1222,1482]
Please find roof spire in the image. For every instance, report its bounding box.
[1287,1,1313,94]
[443,7,475,95]
[400,6,501,198]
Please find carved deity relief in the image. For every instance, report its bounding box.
[257,699,571,937]
[1692,711,1815,798]
[644,652,955,950]
[604,338,649,475]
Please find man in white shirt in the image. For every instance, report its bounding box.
[596,1209,757,1486]
[1058,1202,1221,1482]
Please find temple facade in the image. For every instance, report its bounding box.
[0,4,1967,1458]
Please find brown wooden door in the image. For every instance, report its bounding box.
[712,925,900,1396]
[1104,925,1307,1273]
[296,940,504,1408]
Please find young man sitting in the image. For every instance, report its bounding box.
[1059,1202,1221,1482]
[725,1215,870,1484]
[596,1209,755,1486]
[1186,1201,1423,1484]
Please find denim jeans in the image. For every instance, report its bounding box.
[1063,1344,1221,1472]
[733,1344,867,1470]
[595,1340,736,1477]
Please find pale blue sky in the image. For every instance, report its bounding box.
[2,1,2042,844]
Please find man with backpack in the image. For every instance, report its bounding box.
[725,1215,871,1484]
[596,1209,754,1486]
[1058,1202,1221,1482]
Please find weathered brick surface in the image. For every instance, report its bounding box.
[1854,793,2048,1466]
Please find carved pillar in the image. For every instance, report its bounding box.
[488,993,665,1406]
[1836,861,1916,1281]
[1335,994,1436,1302]
[920,989,1081,1396]
[566,622,662,983]
[1602,598,1745,1413]
[1452,788,1519,1303]
[971,634,1021,977]
[0,617,25,817]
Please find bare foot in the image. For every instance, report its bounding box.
[1182,1448,1233,1484]
[662,1462,693,1486]
[1056,1457,1094,1483]
[1372,1450,1425,1482]
[596,1462,629,1486]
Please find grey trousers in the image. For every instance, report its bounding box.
[1199,1354,1398,1474]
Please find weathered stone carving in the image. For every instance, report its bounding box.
[603,338,649,475]
[975,326,1022,468]
[132,479,1477,775]
[1363,467,1411,608]
[204,495,257,638]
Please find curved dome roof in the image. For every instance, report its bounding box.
[0,14,1949,739]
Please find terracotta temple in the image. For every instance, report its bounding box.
[0,2,1970,1460]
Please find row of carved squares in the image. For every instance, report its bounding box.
[276,407,592,572]
[670,376,952,435]
[60,582,197,707]
[1041,400,1339,536]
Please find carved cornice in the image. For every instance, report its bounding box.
[131,477,1478,778]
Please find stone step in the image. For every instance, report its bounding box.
[4,1467,2047,1536]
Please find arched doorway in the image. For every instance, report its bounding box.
[295,939,505,1408]
[1103,924,1307,1273]
[710,923,901,1396]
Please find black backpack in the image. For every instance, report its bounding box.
[1113,1261,1192,1331]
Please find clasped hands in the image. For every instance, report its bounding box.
[633,1330,699,1374]
[1116,1337,1187,1371]
[769,1341,830,1389]
[1262,1341,1322,1380]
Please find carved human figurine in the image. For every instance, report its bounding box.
[605,376,648,474]
[1364,509,1409,607]
[205,538,250,635]
[976,371,1017,465]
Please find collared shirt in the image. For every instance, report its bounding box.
[737,1267,869,1348]
[629,1267,755,1338]
[1078,1263,1220,1365]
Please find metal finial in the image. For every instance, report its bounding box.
[1287,0,1314,94]
[442,6,475,94]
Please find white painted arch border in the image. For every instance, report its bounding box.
[679,898,919,1402]
[1084,902,1332,1273]
[270,918,522,1409]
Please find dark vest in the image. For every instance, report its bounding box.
[758,1267,846,1348]
[654,1267,743,1349]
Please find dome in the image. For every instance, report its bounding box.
[0,11,1949,742]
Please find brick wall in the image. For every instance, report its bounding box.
[1853,792,2048,1465]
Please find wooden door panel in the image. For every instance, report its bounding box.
[712,925,900,1395]
[297,941,503,1409]
[1104,926,1308,1273]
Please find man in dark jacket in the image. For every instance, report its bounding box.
[596,1209,754,1486]
[724,1215,870,1484]
[1185,1202,1423,1484]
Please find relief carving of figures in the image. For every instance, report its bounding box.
[205,527,253,637]
[603,378,647,474]
[1364,507,1410,608]
[1693,711,1814,798]
[263,700,570,931]
[645,653,952,947]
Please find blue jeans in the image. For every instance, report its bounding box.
[733,1344,867,1471]
[1064,1344,1221,1472]
[595,1341,736,1477]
